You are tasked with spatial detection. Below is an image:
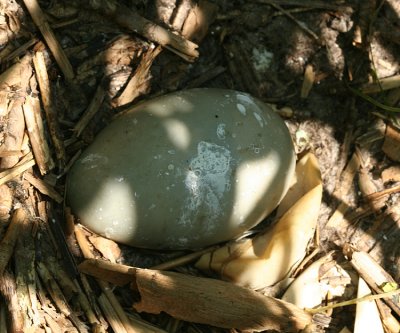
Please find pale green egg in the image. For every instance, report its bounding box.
[67,88,295,249]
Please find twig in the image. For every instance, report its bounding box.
[74,79,107,137]
[33,51,66,168]
[87,1,199,62]
[1,37,39,63]
[253,0,352,11]
[262,0,319,41]
[0,156,35,186]
[98,294,128,333]
[22,94,55,175]
[307,288,400,314]
[362,74,400,94]
[345,246,400,317]
[151,245,220,270]
[186,66,226,89]
[23,0,74,79]
[23,172,63,203]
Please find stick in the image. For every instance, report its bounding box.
[23,0,74,79]
[23,172,63,203]
[346,247,400,317]
[22,95,55,175]
[33,51,66,167]
[262,0,319,41]
[79,258,313,332]
[0,157,35,186]
[87,1,199,62]
[74,80,107,137]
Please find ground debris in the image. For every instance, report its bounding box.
[0,0,400,332]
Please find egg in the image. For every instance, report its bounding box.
[67,88,295,249]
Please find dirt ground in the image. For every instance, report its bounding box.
[1,0,400,332]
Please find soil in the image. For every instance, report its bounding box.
[1,0,400,332]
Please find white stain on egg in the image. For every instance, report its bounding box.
[216,123,226,139]
[179,141,233,230]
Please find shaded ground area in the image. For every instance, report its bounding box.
[1,0,400,332]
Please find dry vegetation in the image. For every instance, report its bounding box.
[1,0,400,332]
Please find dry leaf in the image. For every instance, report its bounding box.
[196,152,322,289]
[88,236,121,263]
[282,252,351,309]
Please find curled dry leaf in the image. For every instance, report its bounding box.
[88,235,121,263]
[282,252,352,309]
[196,152,322,289]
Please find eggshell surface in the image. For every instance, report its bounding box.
[67,88,295,249]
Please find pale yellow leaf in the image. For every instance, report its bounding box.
[354,277,384,333]
[196,152,322,289]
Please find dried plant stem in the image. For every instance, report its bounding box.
[23,0,74,79]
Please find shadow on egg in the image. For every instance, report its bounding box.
[67,89,295,250]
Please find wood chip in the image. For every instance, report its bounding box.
[22,95,55,175]
[0,100,26,169]
[23,0,74,79]
[112,46,162,108]
[181,0,218,43]
[0,184,13,223]
[0,208,28,275]
[90,2,199,62]
[0,155,35,186]
[33,51,66,168]
[23,172,63,203]
[381,165,400,183]
[362,74,400,94]
[0,271,25,332]
[382,124,400,161]
[301,63,315,98]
